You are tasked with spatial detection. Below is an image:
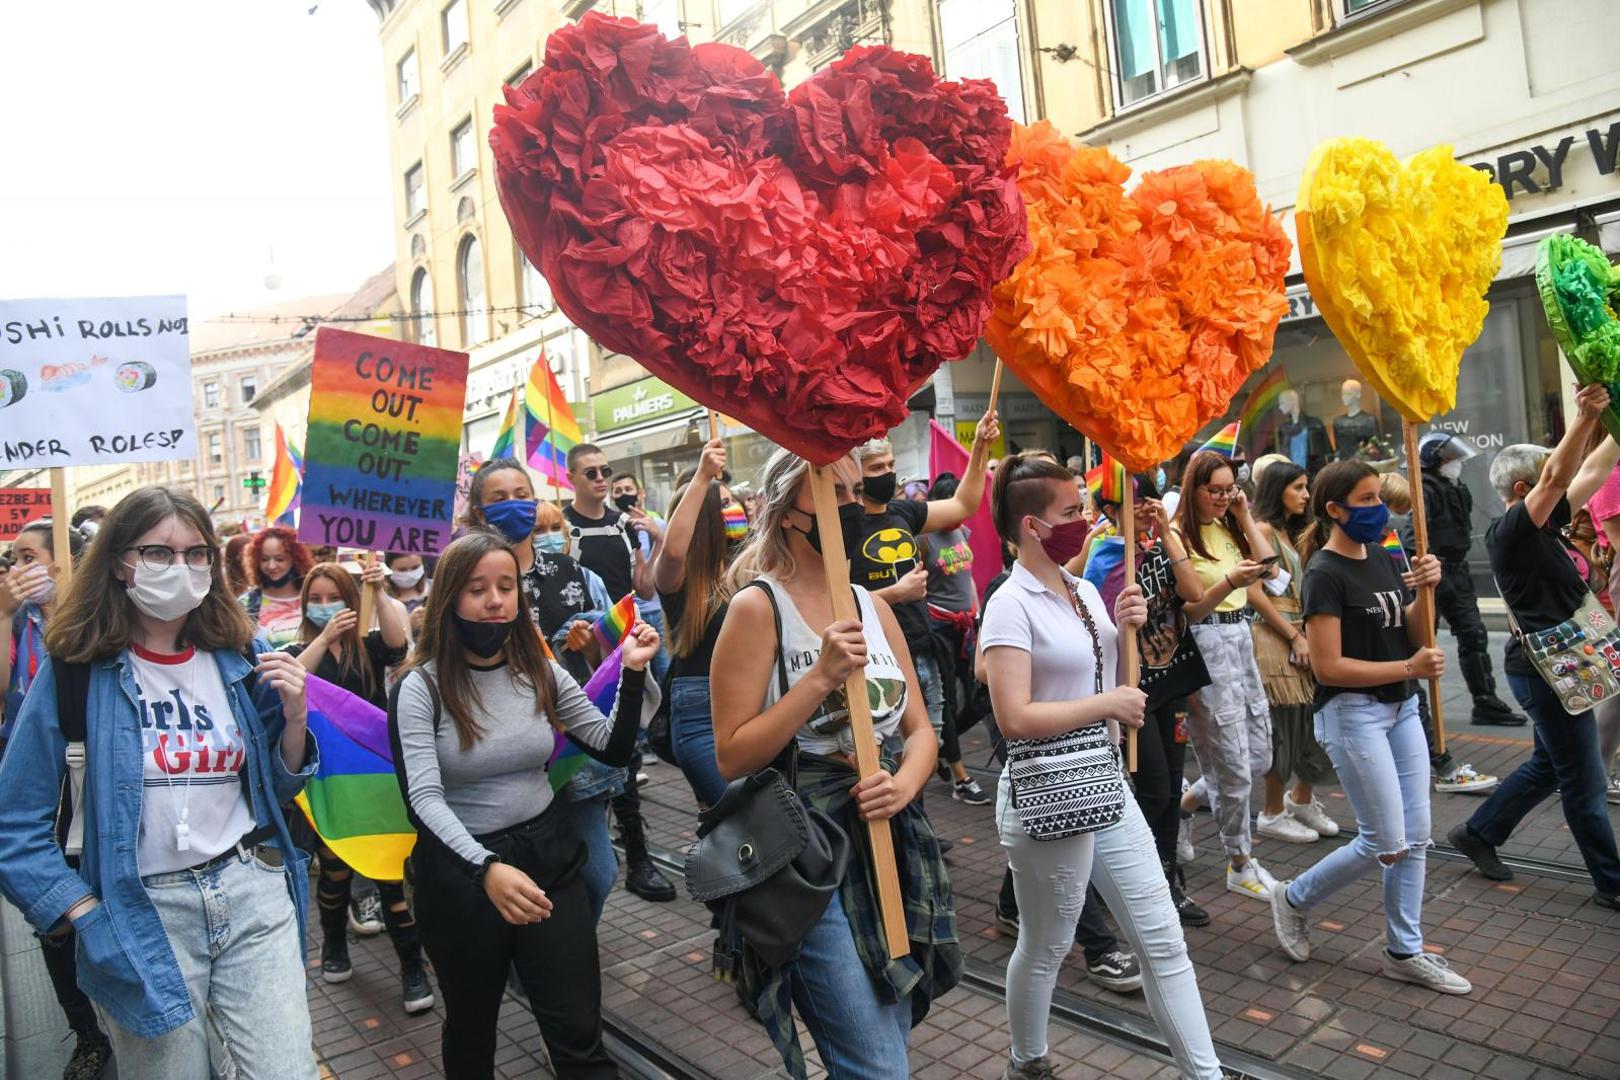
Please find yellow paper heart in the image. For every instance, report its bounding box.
[1297,138,1509,422]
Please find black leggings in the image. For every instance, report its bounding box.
[316,849,417,962]
[1131,699,1190,866]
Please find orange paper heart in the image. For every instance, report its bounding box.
[1296,138,1508,423]
[985,122,1290,472]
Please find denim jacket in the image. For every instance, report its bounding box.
[0,646,318,1038]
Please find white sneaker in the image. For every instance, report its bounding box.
[1258,811,1319,844]
[1285,793,1341,837]
[1270,879,1310,961]
[1177,814,1196,864]
[1382,951,1472,995]
[1226,859,1277,900]
[1608,774,1620,806]
[1434,763,1498,794]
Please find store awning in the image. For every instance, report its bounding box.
[592,408,707,459]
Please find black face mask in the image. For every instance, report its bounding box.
[452,612,519,659]
[789,502,866,556]
[862,470,897,506]
[260,569,294,589]
[613,492,638,513]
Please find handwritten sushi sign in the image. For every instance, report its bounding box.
[0,295,195,469]
[299,328,469,556]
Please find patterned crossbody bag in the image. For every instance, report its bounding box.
[1005,576,1127,841]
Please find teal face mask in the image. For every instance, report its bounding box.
[306,601,347,627]
[534,531,567,555]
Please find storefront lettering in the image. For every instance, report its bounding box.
[1469,123,1620,200]
[612,390,675,424]
[1281,290,1317,324]
[1431,418,1504,451]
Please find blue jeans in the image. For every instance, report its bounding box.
[98,850,318,1077]
[670,676,727,807]
[783,891,910,1079]
[914,652,945,744]
[561,794,618,924]
[1286,694,1430,955]
[1467,674,1620,895]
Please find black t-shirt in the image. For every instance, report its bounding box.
[660,586,726,684]
[564,504,636,602]
[1301,546,1416,708]
[286,629,405,711]
[521,552,595,687]
[1487,500,1588,676]
[1136,540,1211,709]
[848,499,932,651]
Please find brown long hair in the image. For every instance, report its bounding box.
[299,563,374,700]
[46,487,255,662]
[247,524,314,588]
[1175,451,1252,561]
[668,478,733,658]
[402,530,557,751]
[1299,460,1377,567]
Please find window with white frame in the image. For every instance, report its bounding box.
[239,374,257,403]
[204,382,219,409]
[397,49,420,103]
[213,483,225,504]
[442,0,468,56]
[405,162,425,218]
[506,60,533,87]
[1344,0,1402,14]
[243,427,262,462]
[937,0,1026,124]
[1107,0,1205,108]
[518,249,552,316]
[208,432,222,465]
[458,235,488,348]
[411,268,437,347]
[451,119,476,180]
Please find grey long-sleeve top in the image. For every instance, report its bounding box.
[388,658,643,878]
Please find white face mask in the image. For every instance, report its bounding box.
[124,562,213,621]
[1439,460,1464,482]
[390,566,425,590]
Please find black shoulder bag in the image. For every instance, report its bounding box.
[682,580,849,971]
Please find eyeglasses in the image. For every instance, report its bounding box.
[580,466,614,481]
[124,545,217,572]
[1202,484,1241,499]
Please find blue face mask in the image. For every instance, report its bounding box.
[1334,500,1390,544]
[306,601,347,627]
[483,498,539,543]
[534,531,566,555]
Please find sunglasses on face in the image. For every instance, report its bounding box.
[580,466,614,481]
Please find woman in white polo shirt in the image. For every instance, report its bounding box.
[983,454,1223,1080]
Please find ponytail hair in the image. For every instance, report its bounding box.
[1300,460,1378,566]
[992,453,1075,546]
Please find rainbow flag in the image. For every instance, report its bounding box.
[1239,369,1289,456]
[1381,529,1410,570]
[523,350,580,490]
[1086,455,1130,505]
[546,642,630,791]
[1197,422,1242,459]
[1082,526,1124,594]
[294,675,415,882]
[594,594,637,653]
[265,423,303,527]
[490,382,522,461]
[723,503,749,541]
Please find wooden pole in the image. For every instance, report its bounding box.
[50,468,72,593]
[1402,420,1446,754]
[1120,486,1139,772]
[808,464,909,960]
[358,551,380,632]
[986,360,1005,419]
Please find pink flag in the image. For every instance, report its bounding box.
[928,420,1000,602]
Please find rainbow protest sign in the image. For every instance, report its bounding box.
[300,328,469,555]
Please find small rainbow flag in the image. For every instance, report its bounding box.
[490,383,522,461]
[265,423,303,528]
[523,349,580,491]
[1086,455,1130,505]
[1380,529,1410,569]
[1197,422,1242,460]
[723,502,749,541]
[1239,369,1288,455]
[294,675,415,882]
[594,593,637,653]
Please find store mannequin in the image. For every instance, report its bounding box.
[1332,378,1381,460]
[1273,388,1330,475]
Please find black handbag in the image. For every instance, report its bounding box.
[682,580,850,970]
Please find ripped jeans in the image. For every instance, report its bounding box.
[1286,693,1430,955]
[998,774,1223,1079]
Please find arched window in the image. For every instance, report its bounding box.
[518,248,552,317]
[410,267,436,347]
[458,234,487,348]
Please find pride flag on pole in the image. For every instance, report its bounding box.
[594,594,637,653]
[265,424,303,527]
[490,381,522,461]
[1085,454,1130,506]
[523,349,580,491]
[1197,422,1242,459]
[294,675,415,882]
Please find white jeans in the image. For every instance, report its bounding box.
[1188,622,1272,858]
[1596,696,1620,769]
[997,773,1223,1080]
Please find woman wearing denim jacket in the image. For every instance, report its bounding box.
[0,486,320,1077]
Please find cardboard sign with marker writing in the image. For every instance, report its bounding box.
[0,295,195,470]
[299,328,469,556]
[0,488,52,541]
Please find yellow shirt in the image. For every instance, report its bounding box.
[1189,521,1247,613]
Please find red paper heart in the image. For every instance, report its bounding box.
[491,14,1028,465]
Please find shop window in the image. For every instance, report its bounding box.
[411,267,437,347]
[458,234,488,348]
[938,0,1026,124]
[451,118,476,180]
[397,48,420,103]
[405,162,425,219]
[1107,0,1205,108]
[442,0,468,56]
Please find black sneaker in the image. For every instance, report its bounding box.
[1447,823,1513,881]
[952,777,991,805]
[401,959,436,1014]
[321,931,353,983]
[1085,949,1143,993]
[625,857,677,902]
[1470,695,1524,726]
[1169,864,1210,928]
[994,903,1020,934]
[1592,891,1620,912]
[62,1030,112,1080]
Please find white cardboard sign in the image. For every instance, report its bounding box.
[0,295,196,470]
